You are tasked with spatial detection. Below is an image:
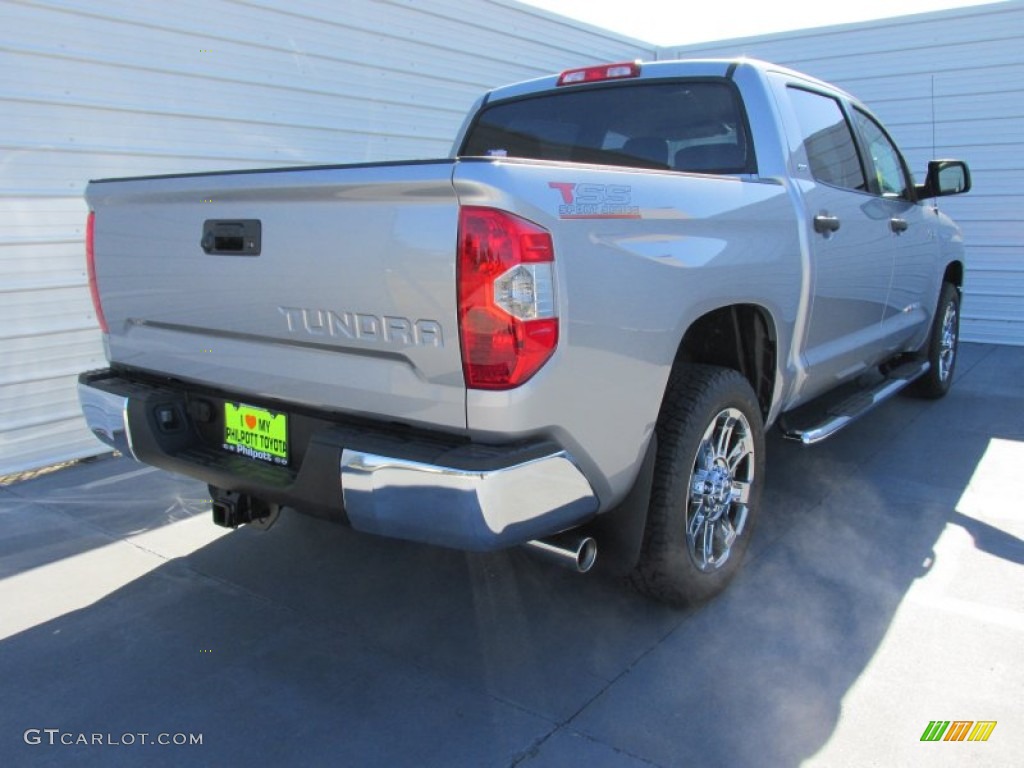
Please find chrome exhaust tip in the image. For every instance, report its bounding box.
[524,532,597,573]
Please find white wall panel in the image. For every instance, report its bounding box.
[0,0,651,475]
[660,0,1024,347]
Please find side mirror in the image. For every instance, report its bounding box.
[917,160,971,199]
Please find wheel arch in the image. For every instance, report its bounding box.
[672,304,778,419]
[944,260,964,288]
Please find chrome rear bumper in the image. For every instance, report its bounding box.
[77,381,135,459]
[341,449,598,550]
[78,369,599,551]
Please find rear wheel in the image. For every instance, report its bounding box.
[910,281,960,399]
[630,365,765,607]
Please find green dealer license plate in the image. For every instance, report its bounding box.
[223,403,288,466]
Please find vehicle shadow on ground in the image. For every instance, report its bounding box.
[0,459,212,581]
[1,344,1019,767]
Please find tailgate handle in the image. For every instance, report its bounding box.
[201,219,261,255]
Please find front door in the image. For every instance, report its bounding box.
[850,108,938,354]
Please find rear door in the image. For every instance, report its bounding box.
[775,81,896,392]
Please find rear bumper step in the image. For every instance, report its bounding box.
[77,368,598,551]
[780,360,929,445]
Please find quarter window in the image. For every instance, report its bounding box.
[787,87,866,192]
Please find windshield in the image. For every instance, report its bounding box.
[460,80,755,174]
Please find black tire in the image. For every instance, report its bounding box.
[630,365,765,607]
[910,281,960,399]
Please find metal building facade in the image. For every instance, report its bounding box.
[662,0,1024,347]
[0,0,651,475]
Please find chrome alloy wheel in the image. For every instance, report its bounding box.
[686,408,755,572]
[938,299,958,383]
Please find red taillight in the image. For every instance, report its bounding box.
[85,211,109,333]
[457,207,558,390]
[557,61,641,86]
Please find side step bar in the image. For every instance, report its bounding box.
[781,360,929,445]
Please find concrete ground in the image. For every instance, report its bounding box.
[1,342,1021,767]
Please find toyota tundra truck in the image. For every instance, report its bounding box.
[78,59,970,606]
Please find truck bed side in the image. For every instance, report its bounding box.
[452,158,802,505]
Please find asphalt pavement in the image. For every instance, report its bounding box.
[1,342,1021,767]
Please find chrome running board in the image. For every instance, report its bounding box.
[781,360,930,445]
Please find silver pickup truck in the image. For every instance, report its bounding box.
[79,59,970,605]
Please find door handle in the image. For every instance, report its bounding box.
[813,214,841,234]
[890,217,909,234]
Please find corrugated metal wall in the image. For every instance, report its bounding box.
[0,0,651,475]
[661,0,1024,347]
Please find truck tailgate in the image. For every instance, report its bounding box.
[86,161,465,430]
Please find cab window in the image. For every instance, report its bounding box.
[853,109,913,199]
[787,87,866,191]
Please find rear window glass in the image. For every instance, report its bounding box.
[460,80,755,175]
